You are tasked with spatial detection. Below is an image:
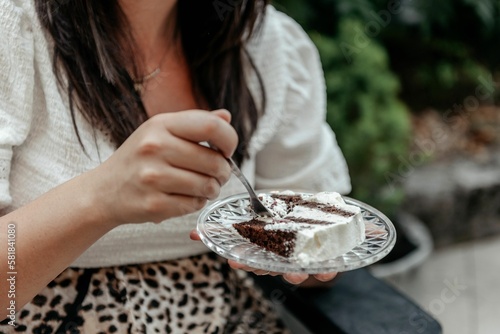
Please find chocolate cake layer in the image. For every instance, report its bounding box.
[232,192,365,262]
[233,219,296,257]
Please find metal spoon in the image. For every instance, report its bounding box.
[206,142,273,217]
[225,157,273,217]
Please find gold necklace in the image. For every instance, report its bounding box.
[132,46,170,94]
[133,68,161,94]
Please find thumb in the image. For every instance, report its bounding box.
[212,109,232,124]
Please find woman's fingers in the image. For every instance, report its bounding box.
[227,260,313,284]
[95,109,239,226]
[228,262,280,276]
[211,109,232,123]
[167,195,208,218]
[313,272,338,282]
[138,164,225,200]
[227,259,246,270]
[189,230,201,241]
[128,193,208,223]
[160,140,232,186]
[159,110,238,158]
[283,273,309,285]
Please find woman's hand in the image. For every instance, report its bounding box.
[189,230,337,285]
[227,260,337,286]
[89,109,238,227]
[0,110,237,318]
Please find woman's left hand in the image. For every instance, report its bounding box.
[190,230,337,285]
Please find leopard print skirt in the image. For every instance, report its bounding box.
[0,253,290,334]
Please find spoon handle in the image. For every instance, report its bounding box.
[226,158,273,217]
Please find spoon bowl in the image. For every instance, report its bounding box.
[226,158,273,217]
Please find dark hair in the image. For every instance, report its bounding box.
[35,0,268,166]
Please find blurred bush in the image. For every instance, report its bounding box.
[371,0,500,110]
[273,0,411,216]
[311,22,410,216]
[274,0,500,109]
[273,0,499,216]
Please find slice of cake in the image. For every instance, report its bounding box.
[232,191,365,264]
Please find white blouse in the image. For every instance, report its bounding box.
[0,0,351,267]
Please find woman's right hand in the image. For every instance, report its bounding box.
[88,109,238,227]
[2,110,238,318]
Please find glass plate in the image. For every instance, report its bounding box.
[197,192,397,274]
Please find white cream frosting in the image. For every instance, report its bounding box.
[258,193,288,217]
[257,191,365,264]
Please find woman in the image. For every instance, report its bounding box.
[0,0,351,332]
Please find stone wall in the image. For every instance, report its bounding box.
[402,155,500,248]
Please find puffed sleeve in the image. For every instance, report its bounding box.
[0,0,35,210]
[254,10,351,194]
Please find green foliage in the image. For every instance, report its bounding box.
[276,0,500,109]
[269,2,409,215]
[274,1,412,215]
[310,20,411,215]
[376,0,499,110]
[273,0,499,215]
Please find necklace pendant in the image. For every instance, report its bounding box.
[132,67,161,94]
[134,82,143,94]
[132,67,162,95]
